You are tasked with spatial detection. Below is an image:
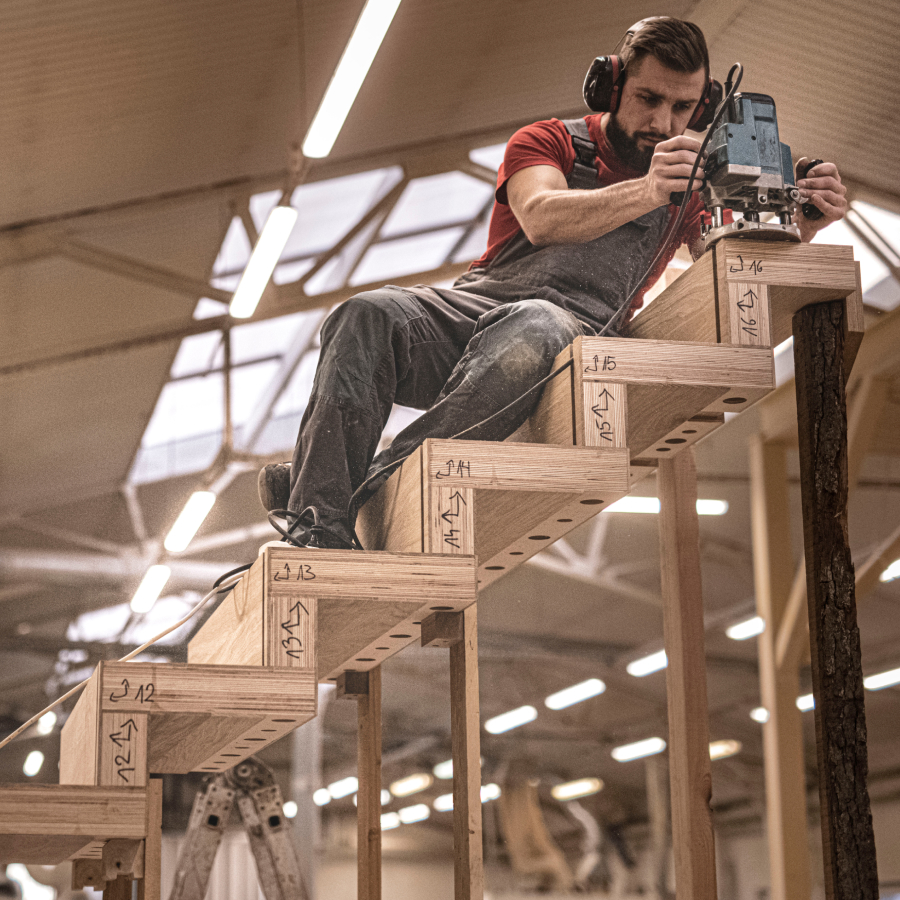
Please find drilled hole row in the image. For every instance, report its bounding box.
[201,718,301,770]
[482,499,605,572]
[326,603,467,680]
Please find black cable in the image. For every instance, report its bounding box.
[213,563,253,588]
[597,62,744,337]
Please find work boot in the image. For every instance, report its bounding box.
[258,463,291,513]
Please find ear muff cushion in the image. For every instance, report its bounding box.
[688,77,724,130]
[583,55,622,113]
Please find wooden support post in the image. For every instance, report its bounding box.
[449,604,484,900]
[357,668,382,900]
[792,300,879,899]
[657,449,716,900]
[749,436,812,900]
[138,778,163,900]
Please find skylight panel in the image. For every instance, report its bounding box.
[852,201,900,258]
[452,219,491,263]
[351,227,465,285]
[228,314,307,365]
[272,348,321,418]
[469,142,508,171]
[142,372,225,448]
[274,258,316,285]
[193,298,229,320]
[170,331,222,379]
[212,216,252,276]
[812,219,888,293]
[252,168,404,262]
[381,172,493,238]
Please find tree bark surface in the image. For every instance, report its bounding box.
[792,299,879,900]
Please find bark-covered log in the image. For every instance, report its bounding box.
[793,299,879,900]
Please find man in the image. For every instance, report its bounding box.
[260,16,847,549]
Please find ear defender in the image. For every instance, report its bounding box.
[582,55,624,113]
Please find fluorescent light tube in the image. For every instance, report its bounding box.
[302,0,404,158]
[551,777,604,801]
[726,616,765,641]
[796,694,815,712]
[626,650,667,677]
[313,788,331,806]
[545,678,606,710]
[750,707,769,723]
[398,803,430,824]
[164,491,216,552]
[328,776,359,799]
[390,773,433,797]
[880,559,900,583]
[612,737,666,762]
[485,705,537,734]
[229,205,299,319]
[282,801,298,818]
[696,499,729,515]
[605,496,659,513]
[709,739,742,760]
[381,811,401,830]
[864,666,900,690]
[23,750,44,777]
[433,759,453,779]
[604,497,728,515]
[36,711,57,735]
[433,793,453,812]
[131,565,171,613]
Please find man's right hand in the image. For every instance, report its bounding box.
[643,135,706,208]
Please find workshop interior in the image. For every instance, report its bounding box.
[1,1,899,898]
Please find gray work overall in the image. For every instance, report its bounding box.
[287,119,670,543]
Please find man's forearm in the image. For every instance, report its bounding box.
[519,177,660,246]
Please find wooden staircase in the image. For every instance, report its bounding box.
[0,239,863,900]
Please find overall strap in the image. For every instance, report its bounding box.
[561,118,600,190]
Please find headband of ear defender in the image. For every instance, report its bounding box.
[582,17,723,131]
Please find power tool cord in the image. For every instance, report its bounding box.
[596,62,744,338]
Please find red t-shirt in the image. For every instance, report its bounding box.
[470,114,710,318]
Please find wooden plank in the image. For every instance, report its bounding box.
[424,439,631,492]
[265,547,476,602]
[149,713,262,773]
[187,558,264,666]
[99,712,148,788]
[627,384,727,459]
[0,785,148,864]
[140,779,163,900]
[420,611,465,648]
[450,604,483,900]
[428,486,474,555]
[624,250,719,343]
[583,382,627,448]
[99,663,317,718]
[505,345,576,445]
[318,598,426,678]
[357,668,382,900]
[724,282,772,346]
[266,594,316,671]
[473,489,580,563]
[749,437,812,900]
[579,338,774,389]
[657,449,717,900]
[60,666,101,785]
[793,300,879,899]
[355,449,424,553]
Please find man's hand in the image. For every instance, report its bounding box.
[643,135,706,208]
[796,157,848,242]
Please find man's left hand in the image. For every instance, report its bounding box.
[796,157,848,242]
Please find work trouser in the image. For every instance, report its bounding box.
[288,286,588,544]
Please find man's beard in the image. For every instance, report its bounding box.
[606,115,661,174]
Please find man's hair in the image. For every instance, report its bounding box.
[620,17,709,80]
